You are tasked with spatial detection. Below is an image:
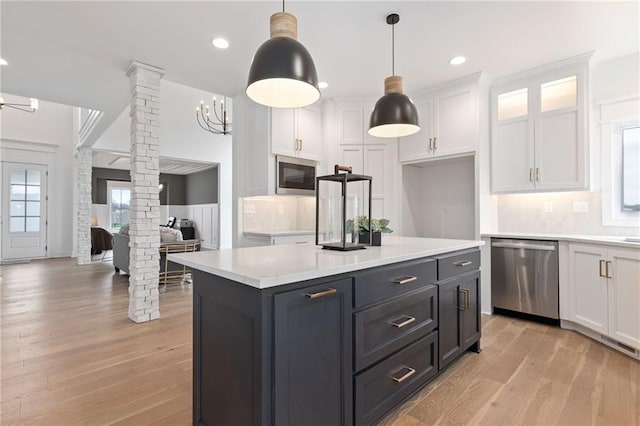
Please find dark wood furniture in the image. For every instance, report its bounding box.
[192,248,481,426]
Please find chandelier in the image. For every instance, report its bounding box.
[196,97,232,135]
[0,97,39,113]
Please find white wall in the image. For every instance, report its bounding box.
[401,156,476,240]
[93,80,233,248]
[0,94,76,258]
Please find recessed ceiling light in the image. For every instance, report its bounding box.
[212,38,229,49]
[449,56,466,66]
[0,58,8,66]
[318,82,329,89]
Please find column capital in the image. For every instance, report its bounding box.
[126,61,165,78]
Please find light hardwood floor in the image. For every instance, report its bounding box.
[1,258,638,425]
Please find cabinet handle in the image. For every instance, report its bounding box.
[389,366,416,383]
[453,260,472,267]
[529,168,533,182]
[389,315,416,328]
[433,136,437,150]
[304,288,337,299]
[299,139,303,151]
[606,261,612,279]
[536,168,540,182]
[392,276,418,285]
[428,137,432,151]
[459,288,470,311]
[599,260,605,277]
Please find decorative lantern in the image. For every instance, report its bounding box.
[315,165,372,251]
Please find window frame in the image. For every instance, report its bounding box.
[620,124,640,212]
[106,180,131,232]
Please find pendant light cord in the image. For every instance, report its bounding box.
[282,0,285,12]
[391,21,395,76]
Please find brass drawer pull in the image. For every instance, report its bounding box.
[606,261,612,279]
[453,260,472,267]
[599,260,605,277]
[389,366,416,383]
[389,315,416,328]
[305,288,337,299]
[392,276,417,285]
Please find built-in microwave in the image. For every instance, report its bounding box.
[276,155,317,196]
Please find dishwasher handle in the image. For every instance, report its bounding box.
[491,242,556,251]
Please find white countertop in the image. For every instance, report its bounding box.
[481,232,640,249]
[169,236,484,289]
[244,230,315,237]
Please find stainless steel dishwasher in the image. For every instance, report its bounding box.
[491,238,559,321]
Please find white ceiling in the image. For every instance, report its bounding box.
[2,1,638,127]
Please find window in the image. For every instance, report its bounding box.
[107,181,131,231]
[10,168,41,233]
[621,125,640,211]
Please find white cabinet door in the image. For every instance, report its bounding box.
[432,86,476,158]
[297,106,322,161]
[271,108,296,157]
[338,105,364,144]
[363,143,395,222]
[339,145,365,216]
[492,118,534,192]
[398,99,432,163]
[607,248,640,349]
[569,244,608,335]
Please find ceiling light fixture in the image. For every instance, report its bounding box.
[449,56,466,65]
[0,58,8,66]
[246,0,320,108]
[0,97,39,113]
[196,96,232,135]
[212,38,229,49]
[368,13,420,138]
[318,81,329,89]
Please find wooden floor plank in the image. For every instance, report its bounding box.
[2,257,639,425]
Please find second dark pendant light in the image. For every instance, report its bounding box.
[369,13,420,138]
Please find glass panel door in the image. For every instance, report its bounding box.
[497,88,528,121]
[541,75,577,112]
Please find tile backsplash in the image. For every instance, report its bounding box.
[243,196,316,232]
[497,191,640,236]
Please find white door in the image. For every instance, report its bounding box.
[607,248,640,349]
[270,108,296,157]
[399,99,433,163]
[296,106,322,161]
[2,162,48,259]
[569,244,608,334]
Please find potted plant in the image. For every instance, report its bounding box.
[369,218,393,246]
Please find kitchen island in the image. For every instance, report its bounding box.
[169,236,484,426]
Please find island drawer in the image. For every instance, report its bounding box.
[354,285,437,372]
[354,331,438,426]
[436,248,480,281]
[353,259,436,308]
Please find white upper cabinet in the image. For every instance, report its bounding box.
[399,82,477,163]
[337,103,388,145]
[271,106,322,161]
[491,54,591,193]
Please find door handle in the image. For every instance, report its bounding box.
[299,138,303,151]
[529,168,533,182]
[389,315,416,328]
[433,136,437,150]
[428,137,433,151]
[392,276,417,285]
[453,260,472,267]
[535,167,540,182]
[459,288,470,311]
[599,260,605,277]
[304,288,336,299]
[389,366,416,383]
[606,261,612,279]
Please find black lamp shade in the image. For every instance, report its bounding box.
[368,93,420,138]
[246,37,320,108]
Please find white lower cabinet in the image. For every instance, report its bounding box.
[568,243,640,351]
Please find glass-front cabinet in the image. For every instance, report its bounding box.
[491,53,591,193]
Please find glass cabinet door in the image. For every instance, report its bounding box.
[497,88,528,121]
[540,75,577,113]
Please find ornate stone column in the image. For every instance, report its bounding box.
[126,61,164,323]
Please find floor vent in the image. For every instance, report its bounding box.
[600,335,638,355]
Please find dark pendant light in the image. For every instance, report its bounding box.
[246,0,320,108]
[368,13,420,138]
